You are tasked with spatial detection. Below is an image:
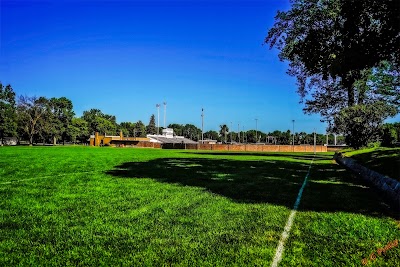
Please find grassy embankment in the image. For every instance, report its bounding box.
[343,147,400,181]
[0,146,399,266]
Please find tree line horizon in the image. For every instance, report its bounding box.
[1,83,349,146]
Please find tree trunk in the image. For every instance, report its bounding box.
[342,75,355,107]
[53,136,57,146]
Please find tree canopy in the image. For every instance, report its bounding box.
[0,83,17,143]
[266,0,399,107]
[17,96,48,145]
[265,0,400,147]
[146,114,157,135]
[82,109,118,136]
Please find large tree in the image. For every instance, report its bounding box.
[0,83,17,144]
[380,123,398,147]
[168,123,184,136]
[134,120,146,137]
[266,0,399,108]
[17,96,48,145]
[119,122,136,137]
[265,0,399,147]
[183,124,201,141]
[333,101,397,148]
[68,117,89,144]
[82,108,118,135]
[146,114,157,135]
[44,97,74,145]
[204,130,219,141]
[219,124,229,143]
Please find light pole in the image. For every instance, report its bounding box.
[163,102,167,129]
[230,122,233,143]
[156,104,160,135]
[238,123,240,144]
[314,128,316,154]
[292,119,295,151]
[255,118,258,143]
[201,108,204,144]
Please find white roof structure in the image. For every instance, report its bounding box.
[147,128,197,144]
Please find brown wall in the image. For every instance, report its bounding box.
[90,131,327,152]
[111,141,162,149]
[165,143,327,153]
[90,132,150,146]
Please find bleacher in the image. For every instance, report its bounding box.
[149,135,197,144]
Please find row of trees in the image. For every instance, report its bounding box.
[0,83,159,145]
[265,0,399,148]
[211,123,400,146]
[1,82,398,147]
[169,122,346,145]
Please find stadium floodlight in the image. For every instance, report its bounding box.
[255,118,258,143]
[201,108,204,144]
[238,123,240,144]
[156,104,160,135]
[230,122,233,143]
[243,126,245,143]
[163,102,167,129]
[292,119,295,151]
[314,128,316,154]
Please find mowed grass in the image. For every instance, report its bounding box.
[343,147,400,181]
[0,147,399,266]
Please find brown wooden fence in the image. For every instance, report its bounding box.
[162,143,327,152]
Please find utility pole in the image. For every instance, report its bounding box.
[314,128,316,154]
[326,132,329,146]
[238,123,240,144]
[292,119,295,151]
[255,118,258,143]
[230,122,233,143]
[201,108,204,144]
[163,102,167,129]
[156,104,160,135]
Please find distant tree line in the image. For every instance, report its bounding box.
[167,123,332,145]
[1,82,398,146]
[0,83,158,145]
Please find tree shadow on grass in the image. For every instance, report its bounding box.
[107,158,309,207]
[300,162,399,218]
[106,157,398,219]
[350,149,400,181]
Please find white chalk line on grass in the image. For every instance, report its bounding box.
[270,156,315,267]
[0,171,101,185]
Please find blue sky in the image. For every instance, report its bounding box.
[2,0,396,134]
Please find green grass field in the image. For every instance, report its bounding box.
[343,147,400,181]
[0,146,399,266]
